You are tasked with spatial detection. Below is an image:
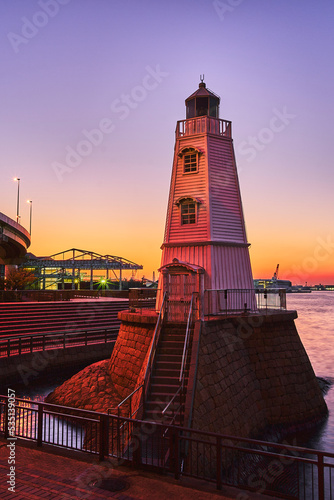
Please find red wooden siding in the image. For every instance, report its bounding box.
[208,135,247,244]
[164,136,209,243]
[210,245,254,290]
[161,244,212,289]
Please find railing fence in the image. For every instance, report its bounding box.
[0,327,118,358]
[1,396,333,499]
[204,288,286,317]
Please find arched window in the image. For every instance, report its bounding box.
[178,147,202,174]
[181,200,196,225]
[184,151,197,173]
[175,196,202,225]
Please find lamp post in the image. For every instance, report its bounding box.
[14,177,20,223]
[27,200,32,234]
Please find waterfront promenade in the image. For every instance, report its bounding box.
[0,437,275,499]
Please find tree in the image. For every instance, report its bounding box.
[5,268,36,290]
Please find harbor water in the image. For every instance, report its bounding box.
[286,291,334,452]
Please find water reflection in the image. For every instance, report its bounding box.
[287,291,334,452]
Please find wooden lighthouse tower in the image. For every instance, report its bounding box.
[158,80,254,316]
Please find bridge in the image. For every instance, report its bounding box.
[0,212,31,276]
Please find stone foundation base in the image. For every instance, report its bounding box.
[191,311,328,439]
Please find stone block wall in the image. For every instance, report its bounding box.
[107,310,157,405]
[45,310,157,416]
[191,311,327,440]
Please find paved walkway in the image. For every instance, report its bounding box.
[0,438,279,500]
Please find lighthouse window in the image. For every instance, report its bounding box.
[181,201,196,225]
[184,153,197,173]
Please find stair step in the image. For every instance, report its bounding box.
[156,351,182,358]
[150,384,180,394]
[154,364,181,373]
[148,393,182,402]
[158,347,184,356]
[162,329,187,336]
[159,339,185,346]
[151,375,187,385]
[154,369,184,378]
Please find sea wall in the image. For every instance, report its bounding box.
[191,311,328,439]
[0,343,115,387]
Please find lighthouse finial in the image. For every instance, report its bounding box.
[200,74,205,83]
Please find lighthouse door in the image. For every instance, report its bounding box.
[167,272,197,322]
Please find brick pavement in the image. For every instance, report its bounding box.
[0,438,279,500]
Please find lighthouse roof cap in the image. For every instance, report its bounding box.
[185,81,220,103]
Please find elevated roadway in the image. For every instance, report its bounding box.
[0,213,31,272]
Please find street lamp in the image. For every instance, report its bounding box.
[27,200,32,234]
[14,177,20,223]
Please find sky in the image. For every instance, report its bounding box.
[1,0,334,285]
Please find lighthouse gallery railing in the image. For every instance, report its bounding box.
[204,288,287,317]
[176,116,232,138]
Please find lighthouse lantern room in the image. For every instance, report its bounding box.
[158,80,255,317]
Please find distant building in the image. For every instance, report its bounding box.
[254,278,292,289]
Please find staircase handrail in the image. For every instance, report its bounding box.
[161,385,182,417]
[179,292,196,384]
[108,382,144,419]
[161,292,196,423]
[143,291,167,401]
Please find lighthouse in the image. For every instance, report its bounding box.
[157,79,255,317]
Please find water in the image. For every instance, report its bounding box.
[3,292,334,453]
[286,291,334,453]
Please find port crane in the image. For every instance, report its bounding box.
[272,264,279,281]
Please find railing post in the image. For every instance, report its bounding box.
[7,339,10,358]
[4,398,9,439]
[318,453,325,500]
[117,407,121,459]
[132,420,142,467]
[216,436,222,490]
[99,414,108,461]
[30,335,33,353]
[169,427,180,479]
[37,403,43,447]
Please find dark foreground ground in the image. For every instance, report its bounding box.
[0,437,279,500]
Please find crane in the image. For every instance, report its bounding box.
[272,264,279,281]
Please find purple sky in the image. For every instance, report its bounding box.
[1,0,334,283]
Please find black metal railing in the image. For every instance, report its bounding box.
[128,288,157,310]
[0,395,333,499]
[204,288,287,317]
[0,327,118,358]
[0,289,130,302]
[108,383,144,420]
